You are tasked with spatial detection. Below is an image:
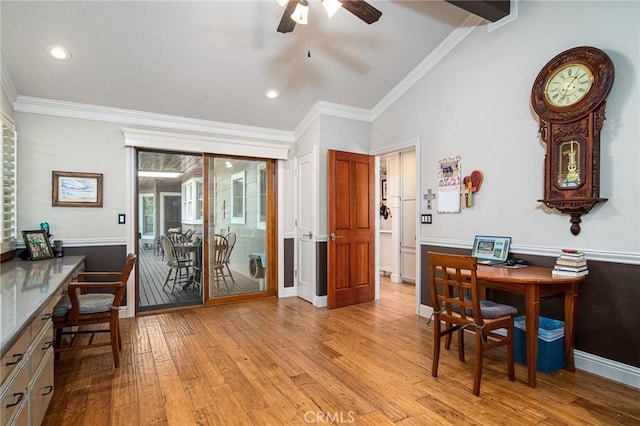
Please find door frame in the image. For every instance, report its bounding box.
[371,138,421,315]
[159,192,181,235]
[123,130,291,317]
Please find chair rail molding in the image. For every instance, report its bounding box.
[420,237,640,265]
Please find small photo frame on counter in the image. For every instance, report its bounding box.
[22,230,54,260]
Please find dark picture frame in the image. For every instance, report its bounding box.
[22,230,54,260]
[381,179,388,201]
[52,171,103,207]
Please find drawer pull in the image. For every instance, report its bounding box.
[42,313,53,320]
[5,353,24,366]
[42,341,53,350]
[5,392,25,408]
[41,385,54,396]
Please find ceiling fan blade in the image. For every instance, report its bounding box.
[341,0,382,25]
[277,0,298,33]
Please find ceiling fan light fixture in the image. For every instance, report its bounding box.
[291,1,309,25]
[322,0,343,18]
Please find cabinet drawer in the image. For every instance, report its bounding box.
[0,332,29,387]
[30,322,53,376]
[29,293,60,341]
[0,363,28,426]
[30,349,54,426]
[10,402,28,426]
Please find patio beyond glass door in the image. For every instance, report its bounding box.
[207,157,268,298]
[136,150,203,312]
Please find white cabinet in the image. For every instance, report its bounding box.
[379,231,392,275]
[0,359,28,425]
[29,347,54,426]
[1,256,85,426]
[1,311,56,426]
[181,178,203,224]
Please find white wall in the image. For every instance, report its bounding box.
[317,115,371,235]
[15,113,127,241]
[371,1,640,257]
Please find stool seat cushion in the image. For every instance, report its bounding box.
[53,293,115,317]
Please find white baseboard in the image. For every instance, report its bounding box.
[418,304,639,389]
[279,287,297,298]
[574,350,640,389]
[314,295,328,308]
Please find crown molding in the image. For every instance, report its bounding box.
[371,13,484,120]
[13,96,295,144]
[294,100,373,140]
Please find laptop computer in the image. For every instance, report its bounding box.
[471,235,511,265]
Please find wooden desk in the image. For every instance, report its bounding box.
[476,265,586,388]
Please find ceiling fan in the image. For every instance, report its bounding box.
[277,0,382,34]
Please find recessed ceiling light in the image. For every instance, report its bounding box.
[265,89,280,99]
[47,45,72,61]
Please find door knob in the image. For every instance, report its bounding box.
[302,232,313,239]
[330,233,343,241]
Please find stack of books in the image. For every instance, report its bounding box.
[553,249,588,276]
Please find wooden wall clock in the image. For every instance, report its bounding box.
[531,46,614,235]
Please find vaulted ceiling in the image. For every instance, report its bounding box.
[1,1,503,132]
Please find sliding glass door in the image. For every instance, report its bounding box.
[206,156,274,300]
[135,150,276,311]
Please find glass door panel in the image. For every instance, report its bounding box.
[136,150,203,312]
[208,157,268,298]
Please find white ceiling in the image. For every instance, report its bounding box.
[1,1,472,131]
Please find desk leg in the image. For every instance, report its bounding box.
[524,284,540,388]
[564,283,578,372]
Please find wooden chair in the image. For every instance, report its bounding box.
[52,253,137,368]
[212,234,230,292]
[428,252,517,396]
[222,232,236,285]
[190,238,203,294]
[167,231,189,260]
[160,235,193,292]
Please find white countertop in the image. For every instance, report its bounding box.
[1,255,85,357]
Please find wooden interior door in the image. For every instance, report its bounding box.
[327,149,375,308]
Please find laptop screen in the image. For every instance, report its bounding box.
[471,235,511,263]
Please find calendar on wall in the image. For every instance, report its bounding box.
[437,156,461,214]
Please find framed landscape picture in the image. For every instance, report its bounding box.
[22,230,54,260]
[52,171,103,207]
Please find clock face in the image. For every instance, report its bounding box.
[544,63,594,108]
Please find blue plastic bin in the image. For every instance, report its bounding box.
[514,316,566,373]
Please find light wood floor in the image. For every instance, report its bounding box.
[45,279,639,425]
